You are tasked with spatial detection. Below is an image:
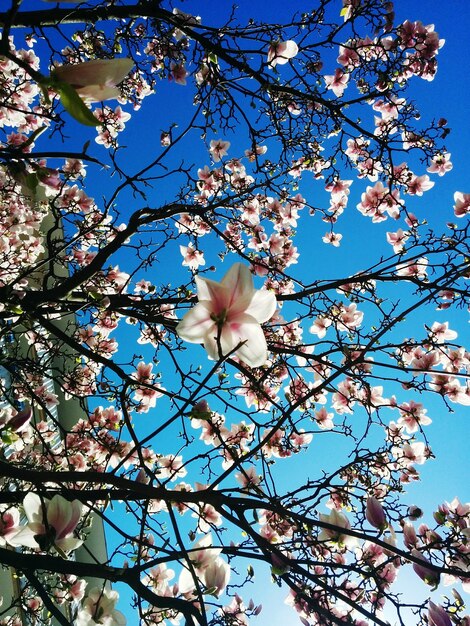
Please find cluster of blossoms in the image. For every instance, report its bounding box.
[0,3,468,626]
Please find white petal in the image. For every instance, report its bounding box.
[8,526,40,549]
[56,536,84,553]
[23,493,43,525]
[176,303,214,343]
[54,58,133,89]
[245,289,276,323]
[203,324,238,361]
[232,320,269,367]
[221,263,254,307]
[48,495,72,538]
[178,567,197,594]
[76,85,121,103]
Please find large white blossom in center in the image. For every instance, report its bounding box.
[176,263,276,367]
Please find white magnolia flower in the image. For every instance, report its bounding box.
[176,263,276,367]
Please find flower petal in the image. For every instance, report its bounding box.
[56,536,84,553]
[23,493,43,525]
[176,303,214,343]
[8,526,40,549]
[76,85,121,102]
[245,289,276,324]
[195,277,231,314]
[221,263,254,308]
[54,58,134,89]
[230,317,269,367]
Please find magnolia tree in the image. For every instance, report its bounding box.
[0,0,468,625]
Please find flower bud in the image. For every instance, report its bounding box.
[407,505,423,520]
[366,496,387,530]
[411,549,440,589]
[428,601,452,626]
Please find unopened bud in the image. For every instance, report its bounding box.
[366,496,387,531]
[428,601,452,626]
[411,549,440,588]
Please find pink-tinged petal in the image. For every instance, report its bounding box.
[268,40,299,67]
[48,495,82,539]
[62,500,83,537]
[176,303,214,343]
[428,601,452,626]
[196,277,232,314]
[54,58,134,89]
[230,318,269,367]
[8,526,41,549]
[204,324,239,361]
[203,557,230,597]
[47,495,71,538]
[245,289,277,324]
[221,263,255,308]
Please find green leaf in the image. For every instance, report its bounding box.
[58,83,100,127]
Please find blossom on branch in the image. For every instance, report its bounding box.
[11,494,84,554]
[176,263,276,367]
[53,58,134,102]
[267,40,299,67]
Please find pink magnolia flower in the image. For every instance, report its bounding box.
[406,174,434,196]
[453,191,470,218]
[203,557,231,597]
[179,533,230,597]
[180,243,205,270]
[53,58,134,102]
[267,40,299,67]
[170,62,189,85]
[0,507,20,546]
[11,493,83,554]
[176,263,276,367]
[209,139,231,162]
[318,509,357,548]
[427,152,452,176]
[324,68,349,97]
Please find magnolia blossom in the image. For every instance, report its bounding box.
[0,507,20,546]
[453,191,470,218]
[11,493,83,554]
[179,534,230,597]
[76,588,126,626]
[209,139,231,162]
[318,509,357,548]
[53,58,134,102]
[267,40,299,67]
[365,496,387,530]
[324,68,349,97]
[176,263,276,367]
[411,549,440,587]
